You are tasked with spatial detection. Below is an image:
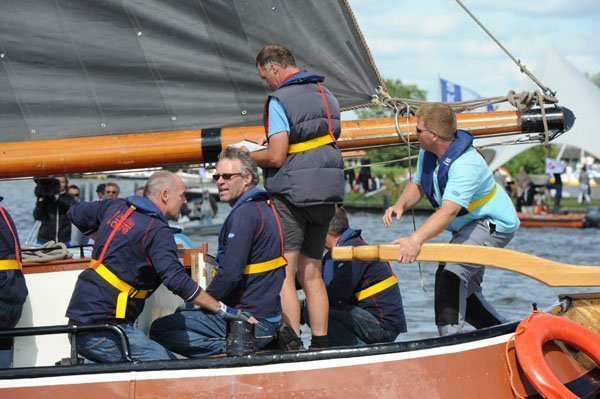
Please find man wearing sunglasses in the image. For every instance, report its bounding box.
[383,103,519,336]
[104,182,120,199]
[248,44,345,349]
[151,148,285,357]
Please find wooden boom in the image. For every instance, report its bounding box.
[0,107,573,179]
[331,243,600,287]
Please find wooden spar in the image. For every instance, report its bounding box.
[0,107,572,179]
[331,243,600,287]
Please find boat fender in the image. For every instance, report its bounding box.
[226,320,255,357]
[514,311,600,399]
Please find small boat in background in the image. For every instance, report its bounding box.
[518,206,600,228]
[518,212,587,228]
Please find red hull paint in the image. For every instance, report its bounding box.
[1,338,595,399]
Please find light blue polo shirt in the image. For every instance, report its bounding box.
[413,148,520,233]
[267,98,290,137]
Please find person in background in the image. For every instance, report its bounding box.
[66,171,250,363]
[248,43,344,349]
[344,168,356,192]
[150,148,284,357]
[67,185,89,246]
[358,161,372,193]
[546,172,563,210]
[68,185,81,201]
[578,164,592,205]
[104,183,120,199]
[0,197,28,368]
[33,175,76,245]
[135,187,145,197]
[95,183,105,200]
[515,178,536,212]
[315,206,406,346]
[383,103,519,336]
[515,166,528,199]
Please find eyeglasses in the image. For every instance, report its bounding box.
[105,190,118,194]
[415,127,437,135]
[415,127,454,142]
[212,173,243,181]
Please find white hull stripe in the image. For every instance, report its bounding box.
[0,333,512,389]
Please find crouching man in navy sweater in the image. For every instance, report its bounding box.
[66,171,250,363]
[150,148,286,357]
[314,206,406,346]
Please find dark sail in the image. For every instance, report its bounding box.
[0,0,383,143]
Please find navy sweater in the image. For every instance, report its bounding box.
[66,196,200,324]
[324,229,407,334]
[208,188,285,319]
[0,198,28,309]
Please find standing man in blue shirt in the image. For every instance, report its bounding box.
[248,44,345,349]
[150,148,285,357]
[383,103,519,336]
[66,171,249,363]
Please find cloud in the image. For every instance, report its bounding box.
[347,0,600,100]
[466,0,600,18]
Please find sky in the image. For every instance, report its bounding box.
[347,0,599,101]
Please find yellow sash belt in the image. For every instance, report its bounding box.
[90,260,152,319]
[355,275,399,301]
[467,184,498,212]
[288,135,335,154]
[243,256,287,275]
[0,259,20,271]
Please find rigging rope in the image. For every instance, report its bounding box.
[343,154,419,171]
[453,0,556,97]
[22,241,70,263]
[392,102,427,292]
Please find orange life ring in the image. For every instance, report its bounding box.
[514,311,600,399]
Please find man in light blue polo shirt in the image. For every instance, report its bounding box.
[383,102,519,336]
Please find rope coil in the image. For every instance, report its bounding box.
[22,241,70,263]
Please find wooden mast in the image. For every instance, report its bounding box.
[0,107,573,179]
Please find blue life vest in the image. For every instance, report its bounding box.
[420,130,474,216]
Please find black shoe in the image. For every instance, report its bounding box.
[276,323,303,351]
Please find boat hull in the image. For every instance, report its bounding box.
[0,328,598,399]
[3,254,599,398]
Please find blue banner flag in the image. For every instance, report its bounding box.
[440,78,493,111]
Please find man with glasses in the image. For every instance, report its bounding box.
[248,44,344,349]
[151,148,285,357]
[104,183,120,199]
[383,103,519,336]
[66,171,248,363]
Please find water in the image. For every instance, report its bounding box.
[2,178,599,341]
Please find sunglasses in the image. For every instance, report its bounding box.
[416,127,454,142]
[212,173,243,181]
